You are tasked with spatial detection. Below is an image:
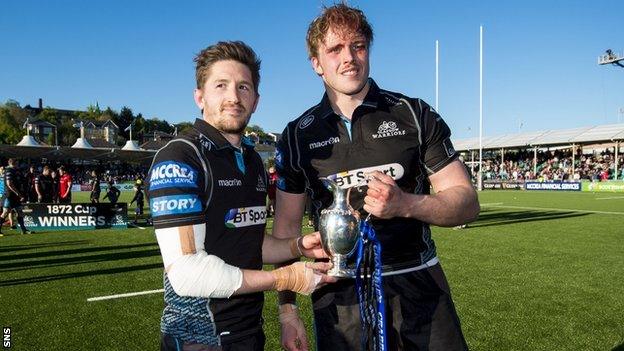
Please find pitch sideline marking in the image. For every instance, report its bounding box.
[481,204,624,216]
[127,223,146,230]
[595,196,624,200]
[87,289,164,302]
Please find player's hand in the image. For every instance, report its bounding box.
[363,171,406,219]
[299,232,328,259]
[279,305,309,351]
[37,195,43,202]
[273,262,337,295]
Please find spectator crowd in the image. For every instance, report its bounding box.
[466,148,624,182]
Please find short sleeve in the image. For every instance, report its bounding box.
[147,140,208,229]
[275,124,306,194]
[418,100,458,174]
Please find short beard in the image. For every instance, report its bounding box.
[215,116,250,135]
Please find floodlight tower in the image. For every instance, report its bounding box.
[598,49,624,68]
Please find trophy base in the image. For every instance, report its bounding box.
[327,267,355,278]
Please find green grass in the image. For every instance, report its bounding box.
[1,191,623,350]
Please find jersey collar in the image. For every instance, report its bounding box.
[318,78,380,119]
[192,118,255,151]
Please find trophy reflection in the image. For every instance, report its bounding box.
[319,178,360,278]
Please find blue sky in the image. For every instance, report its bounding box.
[1,0,623,139]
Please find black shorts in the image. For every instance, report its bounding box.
[312,263,468,351]
[3,197,22,210]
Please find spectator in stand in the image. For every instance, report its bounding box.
[90,170,102,204]
[267,166,278,217]
[58,166,73,204]
[35,166,54,203]
[129,184,144,224]
[103,181,120,205]
[25,165,37,203]
[50,169,60,203]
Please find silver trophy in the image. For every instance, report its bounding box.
[319,178,361,278]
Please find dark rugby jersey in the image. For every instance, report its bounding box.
[4,166,23,201]
[147,118,268,339]
[90,176,101,194]
[276,79,458,271]
[35,174,54,202]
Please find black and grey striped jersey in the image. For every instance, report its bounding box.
[276,79,458,271]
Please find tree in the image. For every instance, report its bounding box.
[174,122,194,135]
[38,108,59,125]
[116,106,134,138]
[58,119,80,146]
[0,108,23,144]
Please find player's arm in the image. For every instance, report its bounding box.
[271,125,314,351]
[364,99,479,226]
[364,162,479,226]
[63,178,72,198]
[156,223,331,298]
[35,177,43,199]
[5,178,22,199]
[262,192,325,264]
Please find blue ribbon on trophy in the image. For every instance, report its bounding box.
[319,177,387,351]
[355,219,387,351]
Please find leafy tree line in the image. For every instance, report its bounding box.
[0,99,194,146]
[0,99,275,146]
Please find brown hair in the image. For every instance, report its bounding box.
[194,41,261,93]
[306,3,374,59]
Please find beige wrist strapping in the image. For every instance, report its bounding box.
[272,262,318,295]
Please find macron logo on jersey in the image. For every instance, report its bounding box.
[150,161,198,190]
[224,206,267,228]
[309,136,340,150]
[326,163,405,189]
[150,195,201,217]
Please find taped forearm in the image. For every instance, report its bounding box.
[275,259,298,305]
[167,251,243,298]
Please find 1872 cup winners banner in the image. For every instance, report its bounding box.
[21,203,128,231]
[319,178,388,351]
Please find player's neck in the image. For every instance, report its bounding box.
[220,132,242,149]
[326,82,370,120]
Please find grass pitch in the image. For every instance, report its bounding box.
[0,190,623,350]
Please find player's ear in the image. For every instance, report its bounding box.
[311,57,323,76]
[194,88,204,110]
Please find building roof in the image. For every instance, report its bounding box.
[452,123,624,151]
[27,119,57,128]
